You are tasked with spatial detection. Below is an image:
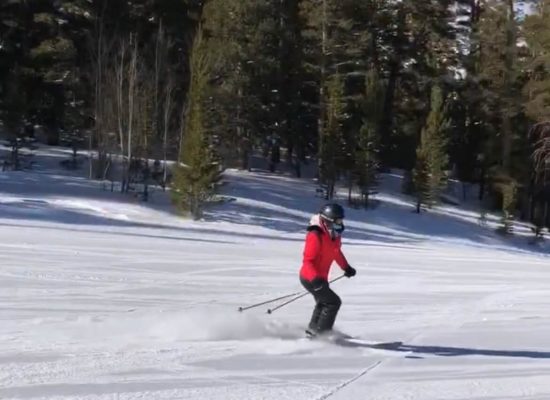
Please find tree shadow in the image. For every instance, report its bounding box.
[0,221,235,245]
[201,171,431,246]
[4,148,549,255]
[334,338,550,360]
[368,200,550,256]
[206,170,550,256]
[0,148,176,216]
[0,200,305,245]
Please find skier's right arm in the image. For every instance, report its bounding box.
[302,231,321,272]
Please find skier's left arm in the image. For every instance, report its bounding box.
[335,241,356,277]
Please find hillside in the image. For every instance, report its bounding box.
[1,145,550,400]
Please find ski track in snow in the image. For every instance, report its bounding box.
[2,155,550,399]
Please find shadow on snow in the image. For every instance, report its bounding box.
[336,338,550,360]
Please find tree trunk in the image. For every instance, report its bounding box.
[155,21,164,141]
[178,101,186,163]
[163,75,174,189]
[317,0,327,180]
[116,40,126,190]
[378,4,405,168]
[124,37,138,193]
[478,167,486,201]
[348,174,353,205]
[92,0,108,180]
[502,0,517,173]
[241,145,249,171]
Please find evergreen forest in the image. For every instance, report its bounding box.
[3,0,550,231]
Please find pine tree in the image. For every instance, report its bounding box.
[448,1,485,195]
[320,73,346,200]
[523,3,550,237]
[0,1,27,135]
[0,0,94,149]
[354,68,384,207]
[386,0,458,171]
[300,0,374,181]
[355,124,380,207]
[468,0,528,228]
[413,85,449,212]
[278,0,306,174]
[171,25,220,219]
[523,0,550,123]
[477,1,523,174]
[189,0,289,171]
[497,180,518,234]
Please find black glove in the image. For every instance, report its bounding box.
[344,265,356,278]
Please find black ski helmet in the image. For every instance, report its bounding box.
[319,203,345,222]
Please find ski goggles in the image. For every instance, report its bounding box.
[325,218,345,234]
[326,217,343,225]
[333,221,345,234]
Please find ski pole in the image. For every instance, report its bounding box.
[266,275,346,314]
[237,275,345,313]
[238,290,304,312]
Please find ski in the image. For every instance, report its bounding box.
[340,338,404,349]
[305,330,403,351]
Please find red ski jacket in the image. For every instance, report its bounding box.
[299,215,349,281]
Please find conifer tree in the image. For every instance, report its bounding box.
[497,179,518,234]
[354,68,384,207]
[523,2,550,236]
[452,0,485,191]
[386,0,458,170]
[477,1,523,174]
[413,85,449,212]
[300,0,373,180]
[0,0,94,142]
[320,73,345,200]
[171,26,220,219]
[355,123,380,207]
[469,0,526,226]
[0,1,27,135]
[523,0,550,123]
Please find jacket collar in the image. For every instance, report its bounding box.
[307,213,329,235]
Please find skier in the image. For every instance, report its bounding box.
[299,203,356,337]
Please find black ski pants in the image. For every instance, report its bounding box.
[300,277,342,333]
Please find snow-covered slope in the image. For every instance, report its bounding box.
[2,147,550,400]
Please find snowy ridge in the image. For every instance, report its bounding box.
[2,146,550,399]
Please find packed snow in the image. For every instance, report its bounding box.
[2,145,550,400]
